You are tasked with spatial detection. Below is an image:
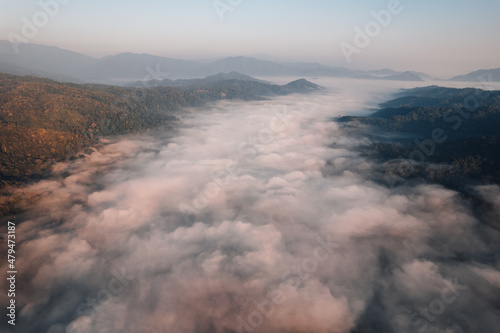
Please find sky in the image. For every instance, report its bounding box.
[0,0,499,78]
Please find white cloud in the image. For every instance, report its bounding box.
[2,79,499,333]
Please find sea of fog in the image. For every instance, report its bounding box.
[2,78,500,333]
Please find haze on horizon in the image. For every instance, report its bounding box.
[1,0,499,78]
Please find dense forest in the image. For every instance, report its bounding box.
[0,73,319,186]
[337,86,500,189]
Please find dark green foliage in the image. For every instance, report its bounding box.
[338,85,500,187]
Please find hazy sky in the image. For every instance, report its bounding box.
[1,0,499,77]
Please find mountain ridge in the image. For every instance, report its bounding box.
[0,72,320,187]
[450,68,500,82]
[0,40,434,84]
[337,86,500,189]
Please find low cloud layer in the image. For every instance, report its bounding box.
[2,79,500,333]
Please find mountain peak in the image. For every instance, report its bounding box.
[284,78,321,91]
[450,68,500,82]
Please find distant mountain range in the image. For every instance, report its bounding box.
[1,40,497,84]
[354,71,425,82]
[450,68,500,83]
[379,71,425,81]
[128,71,272,88]
[0,40,430,84]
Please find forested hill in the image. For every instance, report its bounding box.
[337,86,500,187]
[0,73,320,186]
